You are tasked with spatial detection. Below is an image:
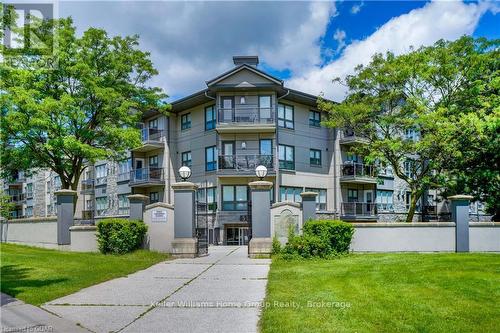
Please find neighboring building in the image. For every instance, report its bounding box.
[1,56,490,242]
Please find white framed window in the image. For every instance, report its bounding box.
[305,188,327,210]
[376,190,394,212]
[95,164,107,185]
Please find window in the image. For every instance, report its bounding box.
[46,181,51,193]
[259,96,272,120]
[280,186,302,203]
[149,155,159,168]
[197,187,217,212]
[26,183,33,198]
[278,103,294,129]
[96,197,108,216]
[205,146,217,171]
[404,160,418,179]
[260,139,272,156]
[309,110,321,127]
[405,128,419,141]
[205,105,216,130]
[222,185,248,211]
[405,192,421,212]
[117,159,131,181]
[25,206,33,217]
[306,188,327,210]
[149,118,159,129]
[118,194,130,215]
[54,176,62,190]
[181,151,192,167]
[279,145,295,170]
[95,164,107,185]
[376,190,394,212]
[310,149,321,166]
[379,164,394,177]
[181,113,191,130]
[347,189,358,202]
[150,192,160,203]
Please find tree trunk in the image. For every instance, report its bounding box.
[406,190,421,223]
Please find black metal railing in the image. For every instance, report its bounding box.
[9,194,25,203]
[218,154,273,172]
[341,163,376,178]
[141,128,164,142]
[129,167,164,185]
[218,107,275,124]
[341,202,378,216]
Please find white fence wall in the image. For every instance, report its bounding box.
[0,218,59,249]
[469,223,500,252]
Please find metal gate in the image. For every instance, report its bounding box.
[195,201,212,256]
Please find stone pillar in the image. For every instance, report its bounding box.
[248,181,273,258]
[127,194,149,220]
[55,190,77,245]
[449,195,473,253]
[301,192,318,223]
[171,182,198,258]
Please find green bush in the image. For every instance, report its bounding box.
[96,218,148,254]
[272,236,282,255]
[281,220,354,259]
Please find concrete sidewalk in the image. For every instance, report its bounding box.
[1,293,89,333]
[42,246,271,333]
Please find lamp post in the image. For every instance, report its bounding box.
[255,165,268,180]
[179,166,192,181]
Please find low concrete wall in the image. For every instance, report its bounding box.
[0,217,60,249]
[469,222,500,252]
[143,202,175,253]
[351,223,456,252]
[69,226,98,252]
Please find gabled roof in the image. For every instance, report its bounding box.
[206,64,284,87]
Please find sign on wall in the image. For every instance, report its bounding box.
[151,210,167,223]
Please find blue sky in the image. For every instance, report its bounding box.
[61,1,499,101]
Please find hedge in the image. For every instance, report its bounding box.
[96,218,148,254]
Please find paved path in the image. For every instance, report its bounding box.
[1,293,88,333]
[42,246,271,333]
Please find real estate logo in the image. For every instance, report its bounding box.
[1,2,57,63]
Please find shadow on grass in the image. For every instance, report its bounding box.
[0,264,68,299]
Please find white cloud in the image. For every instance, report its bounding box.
[351,2,364,15]
[333,28,346,54]
[61,1,336,99]
[288,0,496,101]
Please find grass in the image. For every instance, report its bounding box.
[0,243,169,305]
[261,253,500,333]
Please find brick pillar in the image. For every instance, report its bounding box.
[171,182,198,258]
[301,191,318,223]
[127,194,149,220]
[248,180,273,258]
[55,190,77,245]
[449,195,473,252]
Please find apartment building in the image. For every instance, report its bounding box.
[2,56,489,243]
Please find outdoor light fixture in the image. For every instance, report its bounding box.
[179,166,192,181]
[241,141,247,150]
[255,165,268,180]
[240,96,246,104]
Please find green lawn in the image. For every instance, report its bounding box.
[261,253,500,333]
[0,243,169,305]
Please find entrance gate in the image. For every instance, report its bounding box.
[195,201,212,256]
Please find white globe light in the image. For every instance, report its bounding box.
[255,165,268,179]
[179,166,192,180]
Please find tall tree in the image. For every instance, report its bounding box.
[1,18,169,195]
[319,36,499,222]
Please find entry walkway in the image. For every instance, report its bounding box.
[42,246,271,333]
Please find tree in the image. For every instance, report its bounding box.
[0,190,15,220]
[1,18,169,199]
[319,36,499,222]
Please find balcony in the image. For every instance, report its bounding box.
[9,193,25,204]
[129,167,165,187]
[339,129,369,145]
[218,154,274,176]
[132,128,165,152]
[340,202,378,221]
[117,172,130,182]
[217,107,275,133]
[340,163,377,184]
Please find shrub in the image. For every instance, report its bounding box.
[281,220,354,259]
[272,236,282,255]
[96,218,148,254]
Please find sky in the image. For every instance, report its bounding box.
[59,0,500,102]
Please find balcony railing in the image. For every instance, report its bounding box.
[117,172,130,182]
[129,167,164,185]
[218,107,275,124]
[9,194,25,203]
[341,202,377,217]
[25,191,33,199]
[218,154,273,172]
[141,128,164,142]
[341,163,376,178]
[339,128,369,144]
